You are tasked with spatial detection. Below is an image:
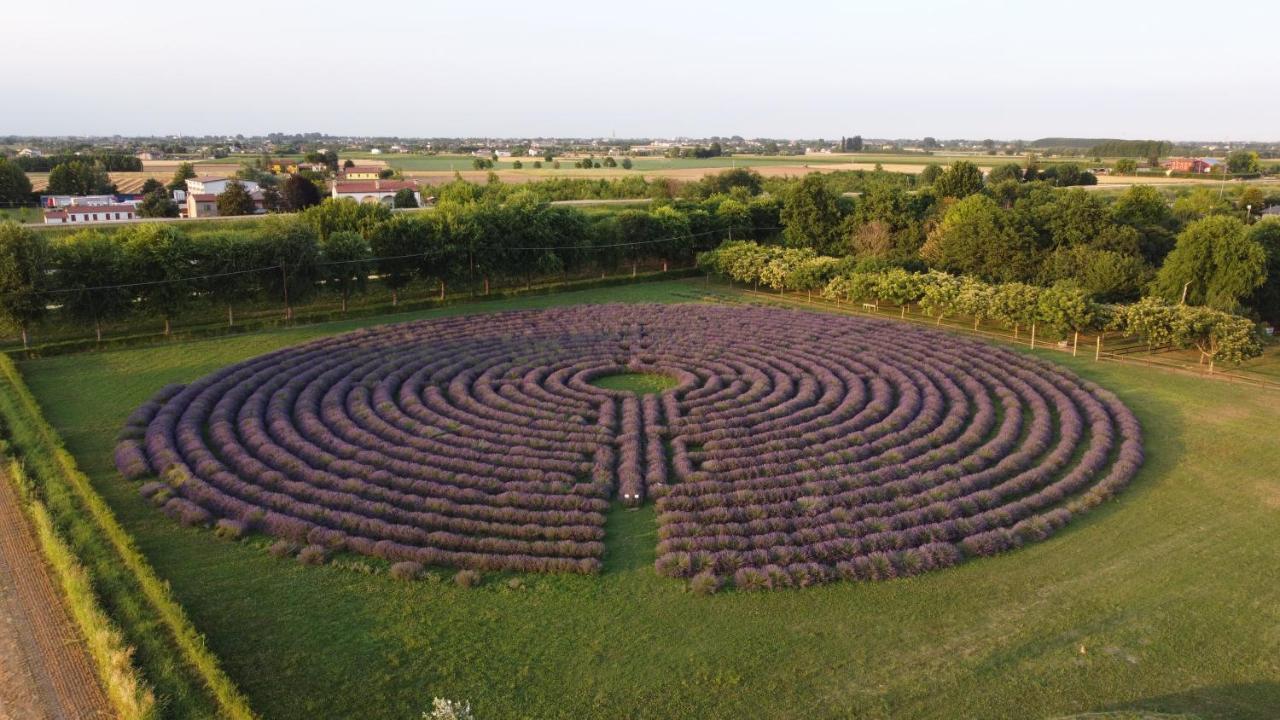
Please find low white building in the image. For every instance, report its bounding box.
[44,204,138,224]
[184,176,260,196]
[332,179,421,207]
[40,194,119,208]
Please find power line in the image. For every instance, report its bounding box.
[0,226,778,299]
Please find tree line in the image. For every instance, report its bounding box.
[0,189,784,346]
[12,153,143,173]
[699,241,1265,369]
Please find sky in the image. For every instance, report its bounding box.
[5,0,1277,141]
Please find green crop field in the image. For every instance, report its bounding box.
[18,279,1280,719]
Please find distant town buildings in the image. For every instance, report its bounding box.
[268,158,299,174]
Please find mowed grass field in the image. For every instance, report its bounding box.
[18,280,1280,720]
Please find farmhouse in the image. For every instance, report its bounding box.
[341,166,382,180]
[44,204,138,224]
[331,179,421,206]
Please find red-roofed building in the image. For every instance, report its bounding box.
[44,204,138,224]
[1162,157,1217,174]
[331,179,421,207]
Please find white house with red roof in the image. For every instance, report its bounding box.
[331,179,421,207]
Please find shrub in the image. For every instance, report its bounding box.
[454,569,481,588]
[389,561,424,581]
[690,571,722,595]
[268,540,299,559]
[297,544,329,565]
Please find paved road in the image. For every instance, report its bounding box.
[0,472,110,720]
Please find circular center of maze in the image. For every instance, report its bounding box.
[587,371,681,395]
[114,304,1143,588]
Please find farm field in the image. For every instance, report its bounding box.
[18,279,1280,719]
[19,154,1252,197]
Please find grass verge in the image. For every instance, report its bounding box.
[0,355,257,719]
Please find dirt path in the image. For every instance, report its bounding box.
[0,473,110,720]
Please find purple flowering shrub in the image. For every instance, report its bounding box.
[115,304,1142,588]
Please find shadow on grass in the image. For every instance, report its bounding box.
[1081,681,1280,720]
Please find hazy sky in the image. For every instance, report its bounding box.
[5,0,1276,140]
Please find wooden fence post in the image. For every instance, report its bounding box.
[1030,323,1036,349]
[1095,335,1102,361]
[1072,331,1079,357]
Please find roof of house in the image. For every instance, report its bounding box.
[191,194,217,202]
[342,166,383,174]
[191,175,228,183]
[333,180,418,194]
[45,211,66,219]
[62,204,137,214]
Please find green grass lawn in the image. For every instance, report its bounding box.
[588,371,681,394]
[18,279,1280,719]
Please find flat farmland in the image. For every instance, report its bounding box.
[18,279,1280,720]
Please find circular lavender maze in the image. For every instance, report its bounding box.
[115,304,1142,588]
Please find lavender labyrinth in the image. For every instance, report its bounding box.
[114,304,1143,588]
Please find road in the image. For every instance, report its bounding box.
[0,471,110,720]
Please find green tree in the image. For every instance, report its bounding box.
[918,164,943,186]
[780,174,848,254]
[369,215,438,305]
[621,157,633,170]
[167,162,196,191]
[1111,297,1262,371]
[137,188,180,218]
[216,180,257,216]
[1037,282,1098,353]
[1226,150,1260,174]
[1114,158,1137,175]
[1153,215,1266,310]
[46,160,115,195]
[121,224,194,335]
[932,161,984,198]
[0,158,34,206]
[53,230,130,341]
[320,230,372,311]
[282,174,323,212]
[1172,187,1233,223]
[1244,220,1280,324]
[1110,185,1179,263]
[393,188,419,208]
[922,194,1040,282]
[140,177,164,195]
[256,215,321,315]
[0,223,50,348]
[986,163,1023,184]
